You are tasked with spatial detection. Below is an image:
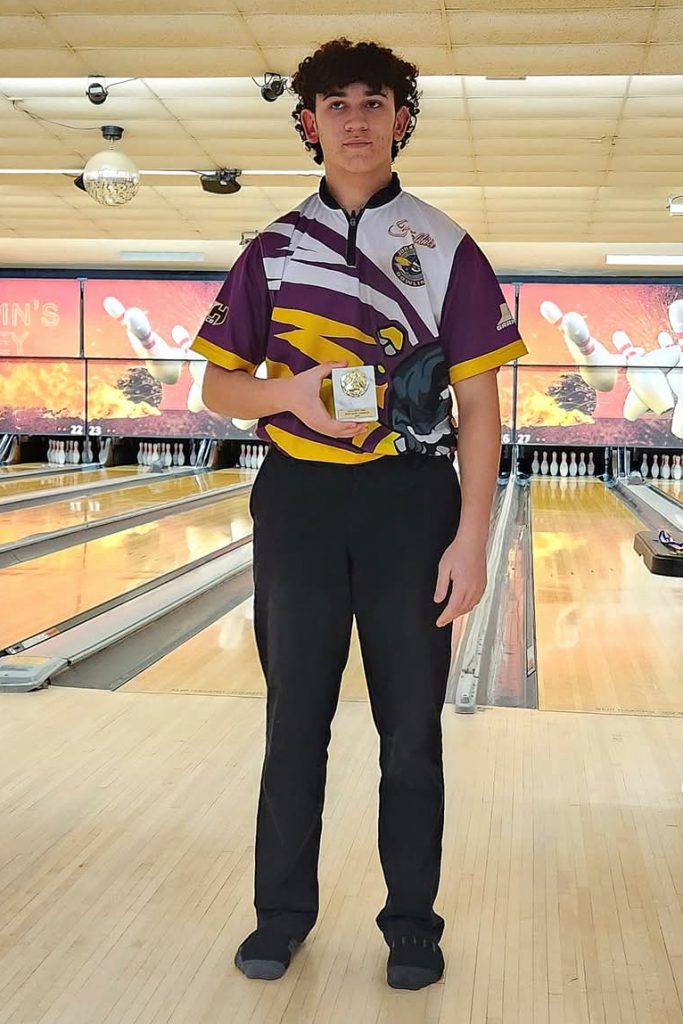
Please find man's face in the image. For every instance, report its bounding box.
[300,81,410,174]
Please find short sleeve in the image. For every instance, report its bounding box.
[440,233,527,385]
[191,237,270,373]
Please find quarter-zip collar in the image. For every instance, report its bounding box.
[318,171,402,212]
[319,173,402,266]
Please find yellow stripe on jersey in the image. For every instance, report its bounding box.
[191,335,257,373]
[264,358,293,378]
[264,424,386,463]
[272,308,376,364]
[448,338,528,385]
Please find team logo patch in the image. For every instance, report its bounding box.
[206,300,229,327]
[391,244,425,287]
[496,302,516,331]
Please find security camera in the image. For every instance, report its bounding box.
[86,79,108,105]
[260,73,287,102]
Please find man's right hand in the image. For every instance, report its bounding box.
[283,361,368,439]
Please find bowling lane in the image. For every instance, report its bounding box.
[0,489,252,651]
[0,463,46,475]
[531,477,683,715]
[123,595,369,701]
[650,478,683,503]
[0,467,252,547]
[0,466,134,498]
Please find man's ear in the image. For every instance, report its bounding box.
[393,105,411,142]
[300,108,319,144]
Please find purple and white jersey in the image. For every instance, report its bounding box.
[192,173,527,464]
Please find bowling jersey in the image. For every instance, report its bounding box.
[191,173,527,464]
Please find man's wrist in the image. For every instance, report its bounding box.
[271,376,295,415]
[456,520,489,547]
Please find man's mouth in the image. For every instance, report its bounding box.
[344,139,371,147]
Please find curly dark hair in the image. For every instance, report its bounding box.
[290,38,420,165]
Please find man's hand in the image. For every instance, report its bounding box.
[433,534,488,627]
[284,361,367,439]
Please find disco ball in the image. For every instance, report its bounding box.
[82,148,140,206]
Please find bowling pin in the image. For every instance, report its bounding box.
[612,331,675,415]
[587,452,595,476]
[569,452,577,477]
[661,454,671,480]
[673,455,682,481]
[550,451,559,477]
[540,451,549,476]
[103,297,181,385]
[531,450,540,475]
[540,301,617,392]
[669,361,683,440]
[640,453,648,477]
[623,390,649,422]
[651,454,660,479]
[187,360,208,414]
[578,452,586,476]
[561,312,617,392]
[668,299,683,349]
[190,442,197,467]
[559,451,569,477]
[164,443,172,468]
[178,443,185,467]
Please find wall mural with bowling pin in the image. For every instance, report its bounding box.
[517,283,683,446]
[83,279,265,439]
[0,358,85,434]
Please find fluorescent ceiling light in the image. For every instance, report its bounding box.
[605,254,683,266]
[119,250,205,262]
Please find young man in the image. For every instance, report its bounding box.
[191,39,527,991]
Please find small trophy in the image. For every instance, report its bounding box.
[330,365,378,422]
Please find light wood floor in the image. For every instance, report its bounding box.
[0,689,681,1024]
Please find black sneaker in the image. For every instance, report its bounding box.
[234,927,301,980]
[387,935,445,990]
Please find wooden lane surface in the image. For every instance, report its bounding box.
[1,691,682,1023]
[0,468,253,547]
[123,595,370,702]
[0,490,253,652]
[0,466,134,498]
[531,478,683,715]
[0,463,46,475]
[650,478,683,502]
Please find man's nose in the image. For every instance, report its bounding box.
[345,112,368,132]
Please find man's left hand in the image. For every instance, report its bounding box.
[433,535,488,627]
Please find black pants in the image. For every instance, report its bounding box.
[249,446,462,946]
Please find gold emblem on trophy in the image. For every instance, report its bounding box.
[340,369,370,398]
[330,365,378,422]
